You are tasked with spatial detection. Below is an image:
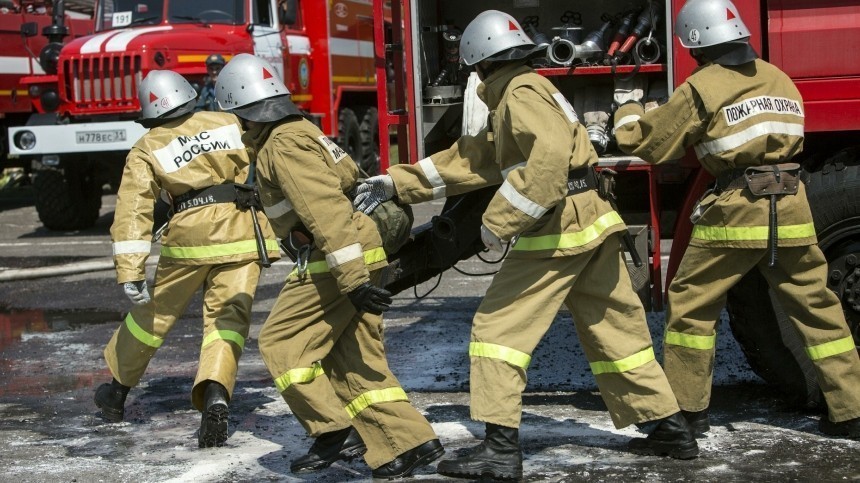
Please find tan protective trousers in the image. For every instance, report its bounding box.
[665,244,860,421]
[258,270,438,469]
[471,233,680,429]
[104,260,261,411]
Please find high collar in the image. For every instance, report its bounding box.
[476,62,532,110]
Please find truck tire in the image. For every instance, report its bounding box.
[338,108,363,165]
[726,148,860,408]
[33,164,102,231]
[359,107,381,176]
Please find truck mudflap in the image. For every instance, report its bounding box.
[8,120,147,156]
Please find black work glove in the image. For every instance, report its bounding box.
[347,282,393,315]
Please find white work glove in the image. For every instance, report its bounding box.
[613,77,646,106]
[480,224,503,252]
[123,280,151,306]
[353,174,395,214]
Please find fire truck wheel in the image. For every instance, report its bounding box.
[727,147,860,409]
[359,107,381,176]
[32,164,102,231]
[338,108,363,167]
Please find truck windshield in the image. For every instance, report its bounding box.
[169,0,245,25]
[97,0,165,30]
[96,0,245,31]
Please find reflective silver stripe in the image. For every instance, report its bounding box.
[325,242,362,268]
[419,157,446,199]
[113,240,152,255]
[501,162,526,179]
[615,114,641,129]
[552,92,579,123]
[263,198,293,219]
[498,180,548,219]
[694,121,804,159]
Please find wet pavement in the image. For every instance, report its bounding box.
[1,191,859,482]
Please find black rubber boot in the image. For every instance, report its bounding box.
[436,423,522,481]
[198,382,229,448]
[290,426,367,473]
[371,438,445,479]
[819,415,860,439]
[628,412,699,459]
[681,408,710,436]
[94,378,131,423]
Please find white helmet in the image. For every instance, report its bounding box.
[215,53,301,122]
[137,70,197,120]
[675,0,751,48]
[460,10,544,66]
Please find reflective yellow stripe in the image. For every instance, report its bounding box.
[177,54,234,63]
[691,223,815,242]
[806,336,856,361]
[332,75,375,84]
[512,211,624,251]
[291,94,312,102]
[469,341,531,369]
[124,313,163,348]
[201,329,245,350]
[665,330,716,350]
[289,247,386,277]
[590,347,655,375]
[161,239,279,259]
[344,387,408,418]
[274,362,325,392]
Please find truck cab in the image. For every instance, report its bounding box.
[8,0,301,230]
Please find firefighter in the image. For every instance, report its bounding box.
[214,53,444,478]
[198,54,225,112]
[354,10,698,480]
[613,0,860,439]
[94,70,280,448]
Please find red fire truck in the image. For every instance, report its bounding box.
[0,0,92,167]
[8,0,387,230]
[373,0,860,408]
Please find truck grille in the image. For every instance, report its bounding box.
[62,54,142,113]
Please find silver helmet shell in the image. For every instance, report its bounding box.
[675,0,751,48]
[460,10,537,66]
[215,53,301,122]
[215,53,289,110]
[138,70,197,120]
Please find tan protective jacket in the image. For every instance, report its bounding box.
[247,117,385,294]
[111,111,279,284]
[614,59,815,249]
[389,63,625,259]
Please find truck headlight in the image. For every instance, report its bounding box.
[13,130,36,150]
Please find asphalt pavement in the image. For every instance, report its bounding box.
[1,186,858,482]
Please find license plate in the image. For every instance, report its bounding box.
[75,129,127,144]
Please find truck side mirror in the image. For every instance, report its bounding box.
[21,22,38,38]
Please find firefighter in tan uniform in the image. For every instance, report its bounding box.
[214,54,444,478]
[614,0,860,439]
[94,70,280,448]
[355,10,698,480]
